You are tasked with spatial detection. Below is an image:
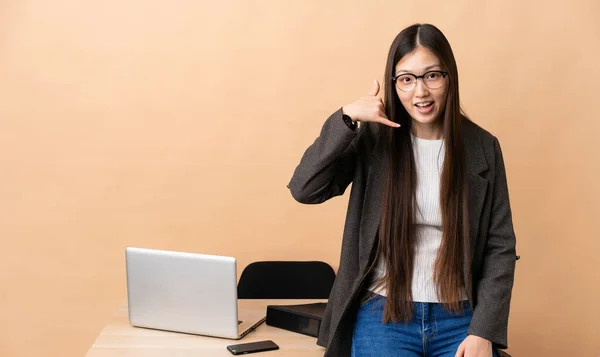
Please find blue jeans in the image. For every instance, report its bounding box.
[351,294,499,357]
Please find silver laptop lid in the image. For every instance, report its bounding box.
[125,247,240,339]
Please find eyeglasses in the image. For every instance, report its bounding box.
[392,70,449,92]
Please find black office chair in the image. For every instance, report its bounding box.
[237,261,336,299]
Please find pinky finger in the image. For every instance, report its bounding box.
[378,117,401,128]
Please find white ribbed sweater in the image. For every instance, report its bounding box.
[368,134,461,302]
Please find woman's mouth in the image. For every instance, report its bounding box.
[415,101,434,114]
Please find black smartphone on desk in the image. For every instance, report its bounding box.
[227,340,279,355]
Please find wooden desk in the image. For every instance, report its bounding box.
[85,299,327,357]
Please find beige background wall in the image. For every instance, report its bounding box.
[1,0,599,356]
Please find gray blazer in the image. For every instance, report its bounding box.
[288,109,517,356]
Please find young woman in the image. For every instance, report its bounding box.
[289,24,517,357]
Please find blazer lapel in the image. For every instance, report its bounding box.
[463,121,489,256]
[358,142,384,271]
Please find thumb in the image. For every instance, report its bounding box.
[368,79,380,96]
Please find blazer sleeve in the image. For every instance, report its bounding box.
[288,108,361,204]
[467,137,517,349]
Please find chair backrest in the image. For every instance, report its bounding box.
[237,261,336,299]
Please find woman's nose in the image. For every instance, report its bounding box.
[414,78,429,97]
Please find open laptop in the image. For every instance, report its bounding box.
[125,247,266,339]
